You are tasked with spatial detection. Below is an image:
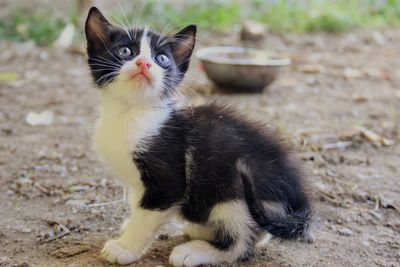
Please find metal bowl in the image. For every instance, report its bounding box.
[196,46,291,92]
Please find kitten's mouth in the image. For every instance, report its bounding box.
[130,70,152,84]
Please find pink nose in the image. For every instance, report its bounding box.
[136,59,152,69]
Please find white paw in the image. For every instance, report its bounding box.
[101,239,140,265]
[169,241,216,267]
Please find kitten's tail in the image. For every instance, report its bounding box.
[238,165,313,242]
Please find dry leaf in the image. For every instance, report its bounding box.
[352,94,368,103]
[357,126,394,146]
[363,68,385,79]
[0,72,20,81]
[50,244,90,258]
[296,64,325,74]
[38,221,70,242]
[277,78,300,87]
[338,129,360,140]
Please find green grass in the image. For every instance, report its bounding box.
[128,0,400,33]
[128,0,242,32]
[0,3,80,46]
[253,0,400,32]
[1,0,399,46]
[0,8,67,46]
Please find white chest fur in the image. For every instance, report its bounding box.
[94,95,171,187]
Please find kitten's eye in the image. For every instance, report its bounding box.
[117,47,132,58]
[155,54,171,67]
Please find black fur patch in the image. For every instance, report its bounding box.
[133,109,186,210]
[133,104,311,240]
[210,225,235,250]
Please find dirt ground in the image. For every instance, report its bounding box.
[0,28,399,267]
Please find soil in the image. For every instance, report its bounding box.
[0,28,399,267]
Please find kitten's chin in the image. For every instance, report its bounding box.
[130,72,152,84]
[128,79,152,90]
[104,78,164,105]
[119,74,155,89]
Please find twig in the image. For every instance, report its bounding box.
[323,141,353,150]
[87,198,125,208]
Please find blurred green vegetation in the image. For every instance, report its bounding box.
[0,11,65,46]
[0,0,399,46]
[140,0,400,33]
[0,4,78,46]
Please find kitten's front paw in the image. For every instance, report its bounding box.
[101,239,140,265]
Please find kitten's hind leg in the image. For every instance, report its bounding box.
[170,200,256,267]
[183,222,214,241]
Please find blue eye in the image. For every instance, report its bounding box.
[117,47,132,58]
[155,54,171,67]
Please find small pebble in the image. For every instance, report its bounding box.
[0,256,11,263]
[20,228,32,233]
[157,234,169,241]
[338,227,353,236]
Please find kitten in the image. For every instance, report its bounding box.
[85,7,312,267]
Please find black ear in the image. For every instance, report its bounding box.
[85,7,113,52]
[170,25,197,73]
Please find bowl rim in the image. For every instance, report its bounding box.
[195,46,291,66]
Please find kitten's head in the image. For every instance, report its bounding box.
[85,7,196,103]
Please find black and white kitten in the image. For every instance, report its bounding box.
[85,7,312,267]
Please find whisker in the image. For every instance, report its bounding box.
[109,14,133,41]
[91,68,119,73]
[88,57,121,67]
[160,34,206,49]
[156,23,188,47]
[117,0,134,33]
[128,0,146,37]
[96,33,125,66]
[106,3,133,41]
[88,62,120,69]
[97,55,123,67]
[97,72,120,88]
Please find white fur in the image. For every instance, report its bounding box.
[95,30,174,265]
[101,239,140,265]
[236,158,250,177]
[169,240,221,267]
[183,222,214,241]
[102,203,174,265]
[94,28,172,187]
[94,96,171,187]
[170,200,254,267]
[209,200,254,241]
[262,201,287,218]
[140,29,152,59]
